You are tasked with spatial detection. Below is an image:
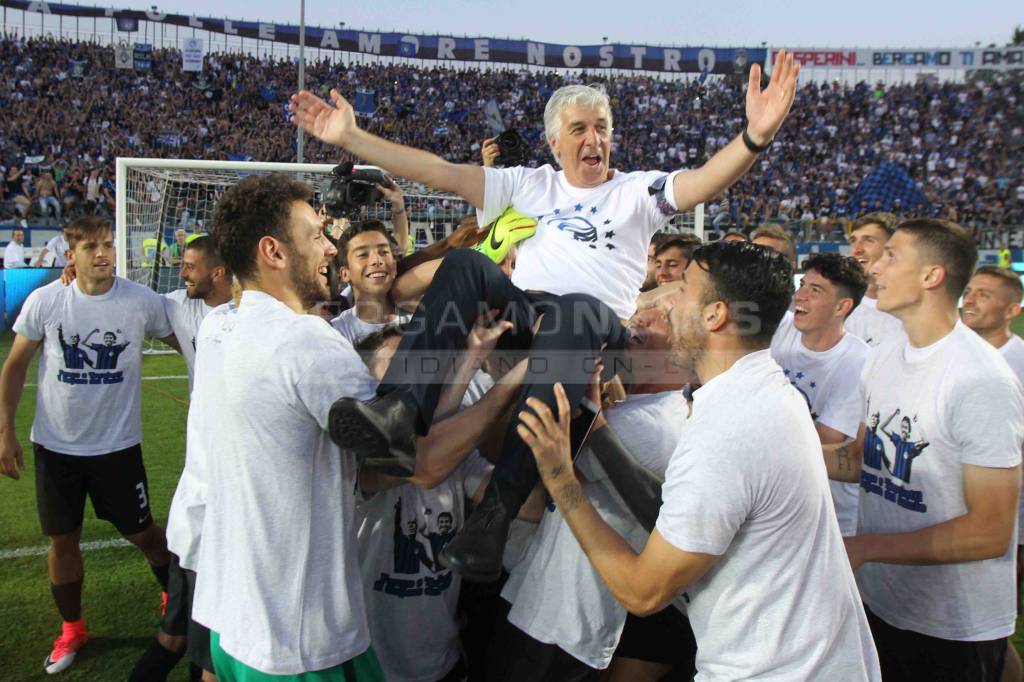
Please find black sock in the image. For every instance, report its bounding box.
[50,578,83,622]
[128,639,184,682]
[150,562,170,591]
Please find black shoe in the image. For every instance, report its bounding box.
[329,392,417,477]
[439,485,514,583]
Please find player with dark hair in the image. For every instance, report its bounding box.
[517,240,880,679]
[331,220,409,346]
[0,215,179,674]
[129,233,234,682]
[824,219,1024,682]
[653,234,701,286]
[642,232,670,292]
[771,252,869,537]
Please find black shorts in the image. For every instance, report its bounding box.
[159,553,213,672]
[614,606,697,678]
[865,606,1007,682]
[34,442,154,537]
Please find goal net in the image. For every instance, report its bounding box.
[115,158,704,351]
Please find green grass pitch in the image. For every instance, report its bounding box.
[3,317,1024,679]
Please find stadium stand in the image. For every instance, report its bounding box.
[0,35,1022,243]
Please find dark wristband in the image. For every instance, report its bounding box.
[742,128,773,154]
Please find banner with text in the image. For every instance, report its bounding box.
[182,37,204,72]
[1,1,764,73]
[773,48,1024,70]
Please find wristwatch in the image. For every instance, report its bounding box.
[742,128,773,154]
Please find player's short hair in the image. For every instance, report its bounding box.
[803,252,868,316]
[65,215,112,250]
[692,241,794,347]
[973,265,1023,303]
[895,218,977,300]
[544,84,613,164]
[212,174,311,282]
[649,231,670,250]
[750,223,797,265]
[337,220,394,268]
[722,230,748,242]
[654,234,702,263]
[851,212,898,238]
[184,234,231,276]
[353,323,407,366]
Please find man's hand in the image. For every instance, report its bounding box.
[446,218,489,250]
[467,309,514,357]
[518,384,575,487]
[0,433,25,480]
[481,137,500,167]
[59,263,77,286]
[377,176,405,208]
[745,49,800,146]
[289,89,360,149]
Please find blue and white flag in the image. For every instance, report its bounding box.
[354,89,376,118]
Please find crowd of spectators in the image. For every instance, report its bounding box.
[1,35,1022,241]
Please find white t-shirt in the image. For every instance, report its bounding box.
[857,322,1024,641]
[656,351,880,681]
[4,240,27,267]
[165,301,234,571]
[997,335,1024,545]
[770,316,869,536]
[162,289,212,391]
[12,278,172,455]
[44,233,69,267]
[502,390,687,670]
[331,307,411,347]
[357,454,491,682]
[191,291,377,675]
[478,165,681,320]
[844,296,904,348]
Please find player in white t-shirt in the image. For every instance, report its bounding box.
[185,174,386,679]
[352,320,544,682]
[33,226,69,267]
[130,234,234,682]
[497,307,693,681]
[330,220,411,346]
[519,241,881,681]
[291,54,802,581]
[770,252,870,537]
[960,265,1024,682]
[0,216,179,674]
[4,227,28,268]
[823,219,1024,682]
[844,212,904,348]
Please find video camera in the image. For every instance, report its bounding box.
[321,162,388,218]
[494,129,529,167]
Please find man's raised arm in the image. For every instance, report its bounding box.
[290,89,485,208]
[672,51,799,212]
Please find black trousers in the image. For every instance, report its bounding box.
[484,615,599,682]
[865,606,1007,682]
[379,248,627,501]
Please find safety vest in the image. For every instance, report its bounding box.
[142,238,168,267]
[998,248,1012,269]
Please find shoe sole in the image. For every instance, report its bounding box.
[328,399,416,478]
[438,545,502,583]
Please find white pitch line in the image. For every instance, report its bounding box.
[0,538,131,560]
[25,375,187,388]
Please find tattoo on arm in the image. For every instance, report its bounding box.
[835,445,852,472]
[549,464,565,480]
[555,480,586,515]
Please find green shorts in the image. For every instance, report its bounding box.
[209,631,384,682]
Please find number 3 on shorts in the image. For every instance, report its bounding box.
[135,482,150,512]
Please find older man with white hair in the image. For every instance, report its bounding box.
[290,52,801,581]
